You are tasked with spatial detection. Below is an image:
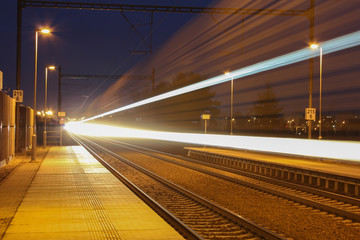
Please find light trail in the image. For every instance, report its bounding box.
[82,30,360,122]
[65,122,360,162]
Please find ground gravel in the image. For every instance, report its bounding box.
[108,145,360,240]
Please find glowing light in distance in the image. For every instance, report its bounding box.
[65,123,360,162]
[47,65,56,70]
[40,28,50,34]
[37,110,53,116]
[81,30,360,122]
[310,43,319,49]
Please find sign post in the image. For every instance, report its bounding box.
[58,112,66,125]
[0,71,3,91]
[305,108,316,121]
[201,114,211,134]
[58,112,66,117]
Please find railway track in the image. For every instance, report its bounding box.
[186,148,360,198]
[94,137,360,224]
[72,134,286,240]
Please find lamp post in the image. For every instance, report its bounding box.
[32,28,51,160]
[310,43,323,139]
[225,72,234,135]
[43,65,56,148]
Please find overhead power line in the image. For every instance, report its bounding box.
[60,74,152,80]
[22,1,308,16]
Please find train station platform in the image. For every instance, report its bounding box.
[185,147,360,179]
[0,146,183,240]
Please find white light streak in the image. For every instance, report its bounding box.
[82,30,360,122]
[65,123,360,162]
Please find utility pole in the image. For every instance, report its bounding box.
[16,0,22,91]
[15,0,23,152]
[58,65,62,113]
[308,0,315,139]
[152,67,155,90]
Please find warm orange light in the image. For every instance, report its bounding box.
[224,72,230,76]
[310,43,319,49]
[46,110,53,116]
[40,28,51,34]
[48,65,56,70]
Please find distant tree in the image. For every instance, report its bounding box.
[136,72,220,131]
[248,83,283,131]
[234,111,248,132]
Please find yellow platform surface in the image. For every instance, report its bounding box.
[186,147,360,179]
[0,146,183,240]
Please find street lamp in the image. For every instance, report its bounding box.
[43,65,56,148]
[225,72,234,135]
[310,43,323,139]
[32,27,51,160]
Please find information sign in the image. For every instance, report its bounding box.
[13,90,23,102]
[58,112,66,117]
[201,114,210,120]
[305,108,316,121]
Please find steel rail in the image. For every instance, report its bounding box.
[73,134,287,240]
[98,137,360,223]
[115,139,360,205]
[187,149,360,188]
[71,135,203,240]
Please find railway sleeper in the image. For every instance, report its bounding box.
[188,150,360,198]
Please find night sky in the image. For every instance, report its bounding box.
[1,0,214,114]
[1,0,360,123]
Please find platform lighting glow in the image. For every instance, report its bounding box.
[65,123,360,162]
[310,43,319,49]
[81,30,360,122]
[40,29,50,34]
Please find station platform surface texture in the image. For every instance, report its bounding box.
[186,147,360,179]
[0,146,184,240]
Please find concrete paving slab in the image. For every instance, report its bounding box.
[1,146,184,240]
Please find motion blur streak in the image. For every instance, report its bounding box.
[65,123,360,162]
[83,30,360,122]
